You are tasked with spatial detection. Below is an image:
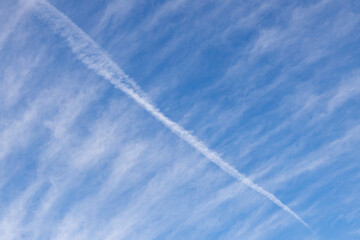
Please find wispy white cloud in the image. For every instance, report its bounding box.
[32,0,310,229]
[2,0,359,239]
[326,72,360,115]
[0,0,38,50]
[0,179,44,240]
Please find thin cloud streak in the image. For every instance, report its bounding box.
[33,0,310,230]
[0,0,37,50]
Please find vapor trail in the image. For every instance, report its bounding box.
[34,0,311,230]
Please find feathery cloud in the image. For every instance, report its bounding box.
[32,0,310,229]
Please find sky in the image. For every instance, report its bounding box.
[0,0,360,239]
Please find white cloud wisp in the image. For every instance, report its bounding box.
[33,0,311,230]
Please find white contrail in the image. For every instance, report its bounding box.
[33,0,311,230]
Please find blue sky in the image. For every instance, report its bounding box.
[1,0,360,239]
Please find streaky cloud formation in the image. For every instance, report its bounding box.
[33,0,311,229]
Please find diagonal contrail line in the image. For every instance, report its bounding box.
[33,0,311,230]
